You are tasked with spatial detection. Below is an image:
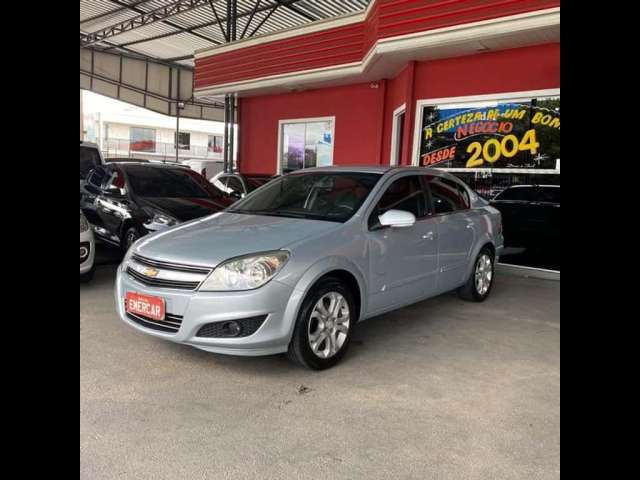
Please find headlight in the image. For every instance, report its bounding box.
[80,213,89,233]
[144,212,178,231]
[120,243,136,271]
[199,251,290,291]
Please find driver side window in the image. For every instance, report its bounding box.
[369,175,426,229]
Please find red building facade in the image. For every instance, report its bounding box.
[193,0,560,191]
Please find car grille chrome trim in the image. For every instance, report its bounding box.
[125,254,213,290]
[126,267,202,290]
[132,254,211,274]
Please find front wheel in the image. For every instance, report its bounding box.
[287,277,356,370]
[122,226,141,252]
[458,248,495,302]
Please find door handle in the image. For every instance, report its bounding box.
[422,231,435,240]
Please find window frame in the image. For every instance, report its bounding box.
[422,174,471,217]
[410,88,560,173]
[276,116,335,175]
[175,131,191,151]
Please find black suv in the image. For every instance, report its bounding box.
[490,185,560,248]
[80,162,235,250]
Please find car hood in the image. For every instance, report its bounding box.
[139,196,232,222]
[133,212,341,268]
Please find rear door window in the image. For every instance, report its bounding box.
[494,187,534,201]
[424,175,467,214]
[80,146,101,179]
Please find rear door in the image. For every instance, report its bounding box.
[424,174,476,292]
[490,187,535,247]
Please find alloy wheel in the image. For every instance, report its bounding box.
[474,253,493,296]
[307,292,350,359]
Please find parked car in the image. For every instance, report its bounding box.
[181,159,223,180]
[80,162,235,251]
[105,157,149,163]
[80,210,95,282]
[115,166,503,370]
[211,172,279,198]
[490,185,560,248]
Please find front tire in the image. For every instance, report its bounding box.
[287,277,356,370]
[458,247,495,302]
[122,226,141,252]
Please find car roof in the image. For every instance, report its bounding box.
[116,161,189,169]
[291,165,451,175]
[504,184,560,188]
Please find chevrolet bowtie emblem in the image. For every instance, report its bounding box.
[142,267,160,278]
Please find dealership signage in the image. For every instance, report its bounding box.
[419,98,560,169]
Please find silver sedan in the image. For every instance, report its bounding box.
[115,166,503,369]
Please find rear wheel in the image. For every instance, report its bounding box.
[458,248,494,302]
[287,277,356,370]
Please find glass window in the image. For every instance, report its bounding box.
[80,146,101,179]
[226,176,245,196]
[87,166,107,188]
[130,127,156,152]
[369,176,426,228]
[125,166,223,199]
[494,186,534,201]
[457,183,471,209]
[175,132,191,150]
[280,119,333,173]
[228,172,380,223]
[425,175,467,214]
[535,186,560,204]
[208,135,223,153]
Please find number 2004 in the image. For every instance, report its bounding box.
[466,129,540,168]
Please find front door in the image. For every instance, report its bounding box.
[366,175,439,314]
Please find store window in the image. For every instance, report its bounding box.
[130,127,156,152]
[279,117,334,173]
[208,135,223,153]
[175,132,191,150]
[414,90,560,270]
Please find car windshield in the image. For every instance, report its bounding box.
[125,165,224,199]
[245,176,274,192]
[227,171,382,222]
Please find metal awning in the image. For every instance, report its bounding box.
[80,1,370,69]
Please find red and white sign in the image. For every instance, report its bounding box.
[125,292,165,321]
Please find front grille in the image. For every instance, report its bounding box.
[132,254,211,274]
[126,254,212,290]
[126,267,201,290]
[125,310,183,333]
[195,315,268,338]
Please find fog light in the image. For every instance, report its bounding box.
[221,321,242,337]
[80,246,89,260]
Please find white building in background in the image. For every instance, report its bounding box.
[85,110,225,162]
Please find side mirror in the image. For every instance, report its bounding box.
[378,209,416,228]
[103,187,124,197]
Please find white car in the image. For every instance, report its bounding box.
[80,210,95,281]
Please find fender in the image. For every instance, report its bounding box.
[280,255,368,342]
[464,232,496,282]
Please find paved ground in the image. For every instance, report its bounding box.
[80,253,559,480]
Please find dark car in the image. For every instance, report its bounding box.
[104,157,149,163]
[211,172,278,199]
[490,185,560,248]
[80,162,236,250]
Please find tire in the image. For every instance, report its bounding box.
[457,247,495,302]
[287,277,356,370]
[122,226,141,253]
[80,265,94,283]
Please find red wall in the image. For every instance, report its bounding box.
[239,82,385,174]
[239,43,560,174]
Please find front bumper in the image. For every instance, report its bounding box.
[115,265,300,356]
